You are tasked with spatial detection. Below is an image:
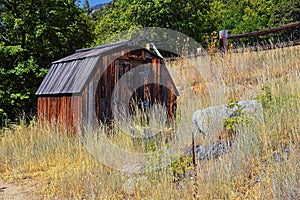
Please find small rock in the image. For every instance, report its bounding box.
[122,176,149,193]
[273,148,291,162]
[186,141,230,160]
[121,162,146,174]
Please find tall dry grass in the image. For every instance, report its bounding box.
[0,45,299,199]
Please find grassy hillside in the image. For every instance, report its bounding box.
[1,45,299,199]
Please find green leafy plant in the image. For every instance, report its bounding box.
[223,100,249,133]
[171,154,193,181]
[256,85,276,109]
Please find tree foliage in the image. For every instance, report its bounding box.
[92,0,225,46]
[0,0,94,123]
[93,0,299,45]
[269,0,300,41]
[219,0,276,33]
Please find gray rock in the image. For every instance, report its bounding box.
[273,148,291,162]
[186,141,230,160]
[192,100,262,139]
[121,162,146,174]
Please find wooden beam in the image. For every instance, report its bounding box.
[228,21,300,40]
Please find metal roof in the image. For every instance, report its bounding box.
[35,57,99,95]
[36,40,134,95]
[35,40,179,95]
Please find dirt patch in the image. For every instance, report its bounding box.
[0,179,39,200]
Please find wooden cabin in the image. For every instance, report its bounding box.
[35,40,179,131]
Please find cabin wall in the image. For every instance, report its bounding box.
[93,49,155,123]
[150,57,177,118]
[37,95,82,132]
[81,78,97,127]
[93,50,177,123]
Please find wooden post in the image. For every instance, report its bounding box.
[145,43,153,51]
[192,131,196,168]
[219,30,229,50]
[192,130,198,199]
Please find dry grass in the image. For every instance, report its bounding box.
[1,45,300,199]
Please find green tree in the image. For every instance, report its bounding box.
[216,0,300,46]
[269,0,300,41]
[93,0,225,46]
[0,0,94,123]
[92,0,141,45]
[220,0,275,34]
[82,0,91,14]
[269,0,300,25]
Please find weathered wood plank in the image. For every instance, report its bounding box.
[88,80,94,127]
[228,21,300,40]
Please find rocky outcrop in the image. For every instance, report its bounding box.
[192,100,262,140]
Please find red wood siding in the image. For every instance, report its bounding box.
[37,95,82,133]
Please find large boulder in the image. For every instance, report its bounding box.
[192,100,262,141]
[186,100,262,161]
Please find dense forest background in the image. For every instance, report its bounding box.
[0,0,299,123]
